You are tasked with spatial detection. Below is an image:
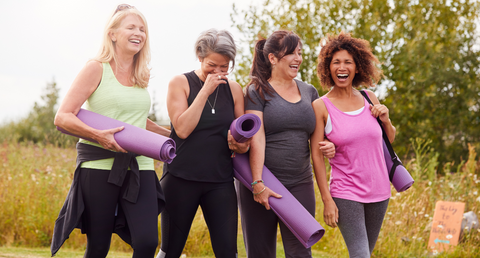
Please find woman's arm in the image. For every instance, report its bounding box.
[54,61,127,152]
[146,119,170,137]
[319,138,335,159]
[365,90,396,143]
[167,72,228,139]
[311,99,338,228]
[247,109,282,210]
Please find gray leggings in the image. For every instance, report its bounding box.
[333,197,389,258]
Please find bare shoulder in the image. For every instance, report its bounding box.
[169,74,188,85]
[312,98,329,126]
[313,97,326,107]
[364,89,380,104]
[168,74,189,90]
[83,60,103,75]
[228,79,243,94]
[71,60,103,92]
[59,60,103,112]
[228,79,241,88]
[312,97,328,111]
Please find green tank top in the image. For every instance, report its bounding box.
[80,62,154,170]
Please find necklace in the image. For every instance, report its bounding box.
[197,72,219,115]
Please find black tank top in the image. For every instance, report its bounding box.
[165,70,235,182]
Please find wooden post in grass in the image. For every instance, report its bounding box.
[428,201,465,253]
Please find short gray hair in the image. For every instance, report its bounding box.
[194,29,236,69]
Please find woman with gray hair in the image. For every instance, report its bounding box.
[156,29,249,258]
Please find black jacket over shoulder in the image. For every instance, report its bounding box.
[50,143,165,256]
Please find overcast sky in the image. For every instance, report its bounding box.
[0,0,254,125]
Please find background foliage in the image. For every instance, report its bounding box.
[2,0,478,171]
[0,141,478,257]
[231,0,480,169]
[0,80,77,147]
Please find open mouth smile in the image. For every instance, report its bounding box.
[337,73,349,81]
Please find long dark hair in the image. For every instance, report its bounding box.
[246,30,302,102]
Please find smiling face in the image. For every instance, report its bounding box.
[271,43,303,80]
[110,14,146,56]
[199,52,230,80]
[330,49,357,88]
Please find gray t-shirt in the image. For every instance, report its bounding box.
[246,79,319,187]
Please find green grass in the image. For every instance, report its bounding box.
[0,140,479,257]
[0,246,332,258]
[0,246,130,258]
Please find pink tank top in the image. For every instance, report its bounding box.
[321,96,390,203]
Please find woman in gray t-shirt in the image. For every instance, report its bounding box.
[236,30,334,258]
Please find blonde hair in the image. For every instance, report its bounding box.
[94,7,151,88]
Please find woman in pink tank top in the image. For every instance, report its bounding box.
[311,32,397,258]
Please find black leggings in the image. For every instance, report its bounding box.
[159,173,238,258]
[80,168,159,258]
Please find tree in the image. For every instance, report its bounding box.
[0,79,76,147]
[231,0,480,167]
[29,79,60,142]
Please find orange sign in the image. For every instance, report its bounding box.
[428,201,465,252]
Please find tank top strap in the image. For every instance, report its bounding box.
[184,71,202,105]
[320,95,338,116]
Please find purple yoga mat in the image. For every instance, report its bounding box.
[383,141,414,192]
[229,114,325,248]
[229,113,261,143]
[233,154,325,248]
[57,109,176,163]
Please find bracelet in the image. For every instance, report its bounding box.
[231,146,250,158]
[253,187,266,196]
[251,179,264,186]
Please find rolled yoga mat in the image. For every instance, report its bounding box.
[383,141,414,192]
[57,109,176,163]
[229,113,261,143]
[233,154,325,248]
[230,114,325,248]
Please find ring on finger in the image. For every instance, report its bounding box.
[218,75,221,80]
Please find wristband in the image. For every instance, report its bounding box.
[251,179,264,186]
[253,187,266,196]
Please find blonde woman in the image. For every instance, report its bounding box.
[52,4,169,257]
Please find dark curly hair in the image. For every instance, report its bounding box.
[317,31,383,90]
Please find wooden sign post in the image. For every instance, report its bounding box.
[428,201,465,253]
